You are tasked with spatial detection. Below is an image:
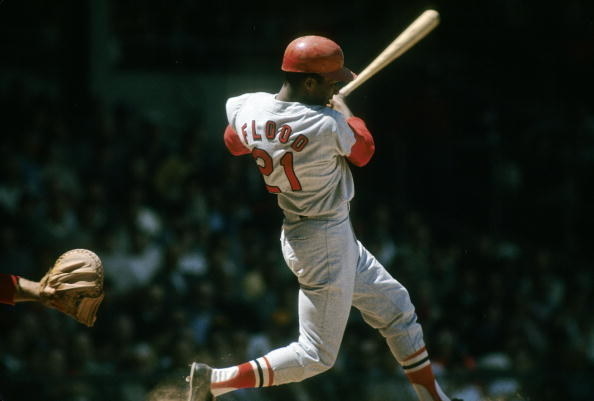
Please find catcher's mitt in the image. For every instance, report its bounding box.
[40,249,104,327]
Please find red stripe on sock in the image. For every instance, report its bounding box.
[405,364,441,400]
[211,362,256,390]
[263,356,274,386]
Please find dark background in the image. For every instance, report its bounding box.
[1,1,593,401]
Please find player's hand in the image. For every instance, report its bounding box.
[329,94,353,118]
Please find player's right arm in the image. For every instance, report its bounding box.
[224,95,253,156]
[224,125,250,156]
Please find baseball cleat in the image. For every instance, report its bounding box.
[186,362,214,401]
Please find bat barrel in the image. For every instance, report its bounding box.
[339,9,439,97]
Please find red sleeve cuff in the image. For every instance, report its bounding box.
[0,274,18,305]
[346,116,375,167]
[224,125,251,156]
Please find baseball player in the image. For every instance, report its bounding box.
[187,36,461,401]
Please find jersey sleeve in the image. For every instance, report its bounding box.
[0,273,18,305]
[346,116,375,167]
[224,94,253,156]
[224,124,250,155]
[334,114,358,156]
[333,114,375,167]
[225,94,251,127]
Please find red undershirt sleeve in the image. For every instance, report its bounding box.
[0,274,18,305]
[346,116,375,167]
[224,124,251,156]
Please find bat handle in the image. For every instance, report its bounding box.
[339,79,358,97]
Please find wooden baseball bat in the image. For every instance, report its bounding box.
[339,9,440,97]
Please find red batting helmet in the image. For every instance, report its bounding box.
[281,35,356,82]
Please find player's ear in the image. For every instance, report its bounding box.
[304,76,318,92]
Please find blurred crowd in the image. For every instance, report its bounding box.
[3,1,594,400]
[1,68,593,401]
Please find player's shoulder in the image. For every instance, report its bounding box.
[226,92,275,125]
[226,92,273,107]
[318,107,350,130]
[320,106,345,120]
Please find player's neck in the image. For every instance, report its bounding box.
[276,83,317,105]
[276,83,297,102]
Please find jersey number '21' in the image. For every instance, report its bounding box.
[252,148,301,193]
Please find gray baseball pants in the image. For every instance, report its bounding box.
[265,206,425,385]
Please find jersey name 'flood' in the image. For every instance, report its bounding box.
[226,92,373,217]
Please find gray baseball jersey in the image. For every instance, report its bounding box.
[226,92,356,217]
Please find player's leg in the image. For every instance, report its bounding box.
[188,215,358,400]
[351,241,453,401]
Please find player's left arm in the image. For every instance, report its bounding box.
[2,250,104,326]
[224,125,251,156]
[0,273,18,304]
[330,94,375,167]
[346,117,375,167]
[0,274,41,305]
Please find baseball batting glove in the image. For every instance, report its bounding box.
[39,249,105,327]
